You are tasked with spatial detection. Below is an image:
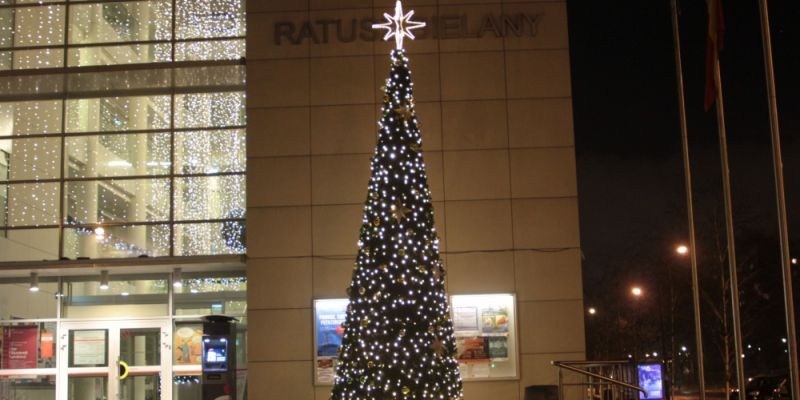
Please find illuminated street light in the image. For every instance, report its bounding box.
[587,307,597,315]
[631,287,643,297]
[792,258,797,265]
[681,346,688,352]
[676,245,689,255]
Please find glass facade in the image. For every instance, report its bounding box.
[0,0,246,261]
[0,0,245,70]
[0,270,247,400]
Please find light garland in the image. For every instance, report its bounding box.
[159,276,246,292]
[331,4,463,398]
[0,1,245,69]
[1,0,247,260]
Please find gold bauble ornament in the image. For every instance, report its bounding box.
[398,248,406,257]
[373,217,381,227]
[359,287,366,295]
[402,386,411,395]
[361,319,369,327]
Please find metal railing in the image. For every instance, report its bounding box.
[552,360,645,400]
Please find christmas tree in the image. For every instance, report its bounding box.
[330,2,464,399]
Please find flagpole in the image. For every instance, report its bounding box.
[758,1,800,398]
[669,2,706,399]
[712,58,747,400]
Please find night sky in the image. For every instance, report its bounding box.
[567,0,800,380]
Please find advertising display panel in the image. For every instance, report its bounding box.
[637,363,664,400]
[313,294,518,384]
[1,325,38,369]
[450,294,518,380]
[313,299,349,385]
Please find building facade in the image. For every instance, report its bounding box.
[246,1,583,399]
[0,0,584,399]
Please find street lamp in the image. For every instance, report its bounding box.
[631,286,643,297]
[676,244,689,255]
[588,307,597,315]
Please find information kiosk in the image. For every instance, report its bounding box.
[202,315,238,400]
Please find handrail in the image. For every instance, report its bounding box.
[551,360,633,366]
[552,361,645,394]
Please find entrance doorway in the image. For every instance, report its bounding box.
[58,319,172,400]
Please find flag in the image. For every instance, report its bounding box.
[704,0,725,111]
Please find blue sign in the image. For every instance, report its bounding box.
[637,363,664,400]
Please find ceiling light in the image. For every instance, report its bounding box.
[99,270,109,290]
[173,268,183,288]
[29,272,39,292]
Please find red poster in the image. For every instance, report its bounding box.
[40,332,54,359]
[1,325,38,369]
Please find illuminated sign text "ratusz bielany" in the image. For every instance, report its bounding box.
[274,13,541,45]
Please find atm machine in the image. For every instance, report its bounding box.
[201,315,238,400]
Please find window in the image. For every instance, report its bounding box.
[0,0,246,261]
[0,0,245,71]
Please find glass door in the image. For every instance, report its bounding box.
[58,319,172,400]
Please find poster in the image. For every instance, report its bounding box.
[455,337,489,361]
[637,364,664,400]
[480,307,509,334]
[174,325,203,365]
[316,358,336,385]
[1,325,38,369]
[72,330,107,366]
[315,299,348,357]
[453,307,479,332]
[314,299,349,385]
[40,332,54,359]
[486,336,508,359]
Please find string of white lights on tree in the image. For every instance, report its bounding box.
[330,2,464,399]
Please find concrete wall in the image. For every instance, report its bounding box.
[245,1,585,399]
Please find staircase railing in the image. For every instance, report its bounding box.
[552,360,645,400]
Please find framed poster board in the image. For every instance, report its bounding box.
[70,329,108,367]
[313,299,349,385]
[637,363,664,400]
[312,294,518,385]
[450,294,518,380]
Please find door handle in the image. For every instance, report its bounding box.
[119,360,129,381]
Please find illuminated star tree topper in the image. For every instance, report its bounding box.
[329,2,463,400]
[372,0,427,50]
